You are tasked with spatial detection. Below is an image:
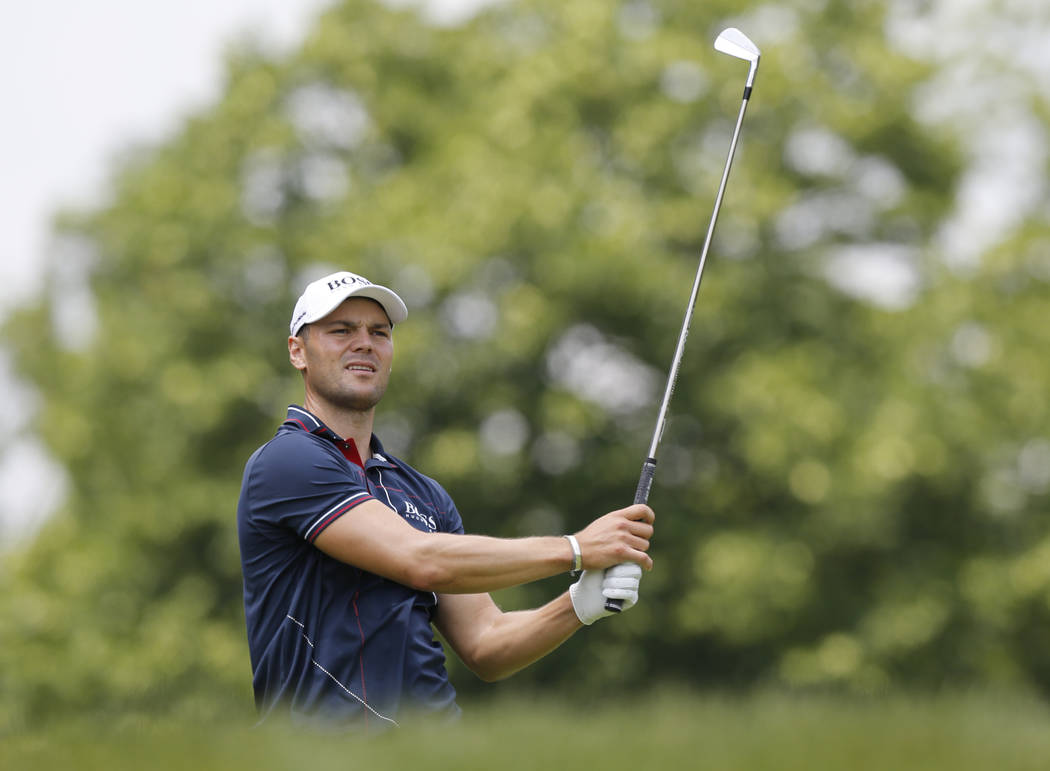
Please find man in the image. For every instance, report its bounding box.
[237,271,655,727]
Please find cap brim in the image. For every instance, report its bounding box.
[347,286,408,325]
[292,284,408,335]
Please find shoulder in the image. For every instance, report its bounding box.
[383,450,451,497]
[253,426,336,465]
[244,427,345,492]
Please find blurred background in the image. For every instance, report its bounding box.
[2,0,1049,752]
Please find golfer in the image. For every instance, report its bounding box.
[237,271,655,726]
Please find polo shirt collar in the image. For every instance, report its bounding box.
[282,405,398,469]
[366,434,398,469]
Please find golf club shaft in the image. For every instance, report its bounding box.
[605,81,755,613]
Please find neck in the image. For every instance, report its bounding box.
[303,396,375,459]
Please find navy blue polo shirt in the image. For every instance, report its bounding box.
[237,405,463,726]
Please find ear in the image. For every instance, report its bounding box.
[288,335,307,372]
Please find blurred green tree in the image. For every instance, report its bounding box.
[2,0,1048,730]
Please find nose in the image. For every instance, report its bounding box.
[349,328,373,350]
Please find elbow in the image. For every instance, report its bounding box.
[474,669,506,684]
[457,630,520,682]
[460,653,514,683]
[402,561,456,593]
[395,535,458,592]
[478,666,516,683]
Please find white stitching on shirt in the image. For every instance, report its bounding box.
[285,614,399,727]
[376,469,397,510]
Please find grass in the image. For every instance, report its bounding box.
[4,689,1050,770]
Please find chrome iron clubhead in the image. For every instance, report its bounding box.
[714,27,760,61]
[714,27,761,89]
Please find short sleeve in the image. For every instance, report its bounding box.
[441,492,465,535]
[242,431,375,543]
[421,475,464,535]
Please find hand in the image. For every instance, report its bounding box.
[573,504,655,572]
[569,563,643,625]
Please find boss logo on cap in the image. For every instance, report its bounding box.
[327,275,372,291]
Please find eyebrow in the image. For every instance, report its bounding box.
[324,319,391,330]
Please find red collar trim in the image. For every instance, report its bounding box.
[335,437,365,469]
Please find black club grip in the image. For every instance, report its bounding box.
[605,458,656,613]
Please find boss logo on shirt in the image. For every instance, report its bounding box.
[403,500,437,531]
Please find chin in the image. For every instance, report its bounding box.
[335,390,386,412]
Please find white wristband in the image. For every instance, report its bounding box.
[564,534,582,575]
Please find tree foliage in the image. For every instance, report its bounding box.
[2,0,1049,729]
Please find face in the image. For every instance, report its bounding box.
[289,297,394,414]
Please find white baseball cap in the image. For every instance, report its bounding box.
[289,271,408,336]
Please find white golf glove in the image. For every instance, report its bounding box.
[569,563,643,625]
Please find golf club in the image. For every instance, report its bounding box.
[606,27,760,612]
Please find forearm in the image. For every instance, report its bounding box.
[414,499,655,593]
[444,592,583,682]
[414,533,573,594]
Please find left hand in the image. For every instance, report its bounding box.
[569,563,643,625]
[573,504,655,572]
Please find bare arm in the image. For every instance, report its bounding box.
[313,499,654,595]
[433,591,582,682]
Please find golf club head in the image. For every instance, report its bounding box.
[714,27,760,62]
[714,27,760,88]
